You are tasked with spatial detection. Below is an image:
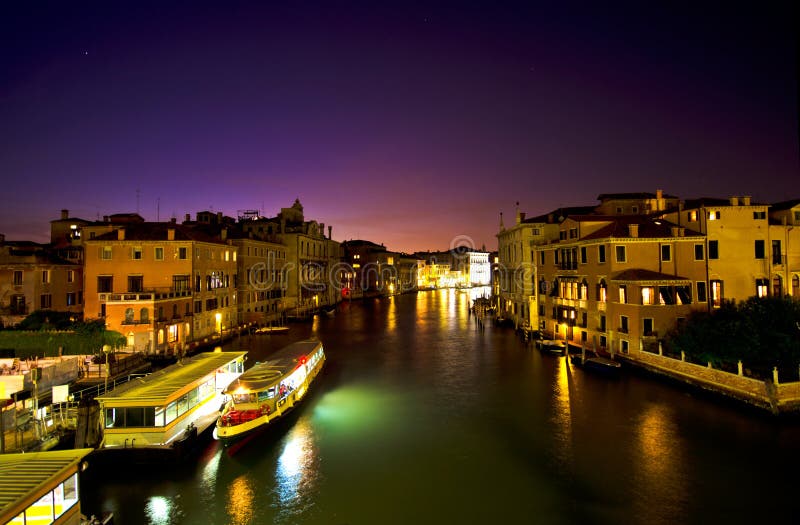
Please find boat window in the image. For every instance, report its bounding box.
[166,401,178,424]
[188,387,199,408]
[126,407,145,427]
[199,378,214,400]
[105,408,118,428]
[177,394,189,416]
[258,390,271,402]
[155,406,165,427]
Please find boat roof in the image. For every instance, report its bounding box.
[225,340,322,393]
[0,449,94,522]
[96,351,247,407]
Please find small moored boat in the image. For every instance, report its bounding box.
[214,339,325,445]
[255,325,289,334]
[538,339,566,355]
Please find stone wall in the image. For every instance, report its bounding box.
[626,350,800,414]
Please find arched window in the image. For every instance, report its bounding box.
[597,279,607,302]
[772,275,782,297]
[124,308,134,324]
[579,279,588,300]
[140,308,149,323]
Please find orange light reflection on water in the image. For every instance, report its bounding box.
[225,474,255,525]
[551,355,574,468]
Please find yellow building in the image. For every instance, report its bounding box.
[662,197,775,305]
[83,223,238,355]
[535,215,707,356]
[768,199,800,298]
[496,207,574,329]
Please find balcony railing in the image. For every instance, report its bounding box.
[103,288,192,303]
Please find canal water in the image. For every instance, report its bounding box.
[82,289,800,524]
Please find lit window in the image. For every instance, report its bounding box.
[67,270,75,283]
[42,270,50,284]
[102,246,112,260]
[642,286,654,305]
[708,211,721,220]
[618,285,627,304]
[756,278,768,298]
[688,210,698,222]
[711,280,723,307]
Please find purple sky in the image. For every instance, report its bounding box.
[1,1,797,253]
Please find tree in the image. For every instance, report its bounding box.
[666,297,800,378]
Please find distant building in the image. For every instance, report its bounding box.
[0,235,83,327]
[238,199,341,311]
[341,239,400,297]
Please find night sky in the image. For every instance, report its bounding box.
[1,1,797,253]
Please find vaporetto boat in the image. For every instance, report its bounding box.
[213,339,325,444]
[92,350,247,464]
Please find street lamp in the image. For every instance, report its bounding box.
[102,344,111,393]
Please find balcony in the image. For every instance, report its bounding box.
[103,288,192,303]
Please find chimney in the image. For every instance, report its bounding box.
[61,209,69,220]
[656,189,663,200]
[217,211,223,223]
[103,215,109,222]
[328,225,332,239]
[167,228,175,241]
[742,195,751,206]
[0,233,5,244]
[185,214,190,222]
[170,217,177,224]
[730,196,739,206]
[628,224,639,237]
[671,226,679,237]
[221,228,227,240]
[679,227,685,237]
[117,228,125,240]
[520,213,526,222]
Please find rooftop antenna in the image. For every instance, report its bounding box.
[157,198,160,222]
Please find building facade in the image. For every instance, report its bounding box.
[0,236,83,327]
[83,224,238,355]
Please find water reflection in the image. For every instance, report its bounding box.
[226,474,256,525]
[274,419,318,510]
[633,404,688,520]
[551,356,574,469]
[145,496,172,525]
